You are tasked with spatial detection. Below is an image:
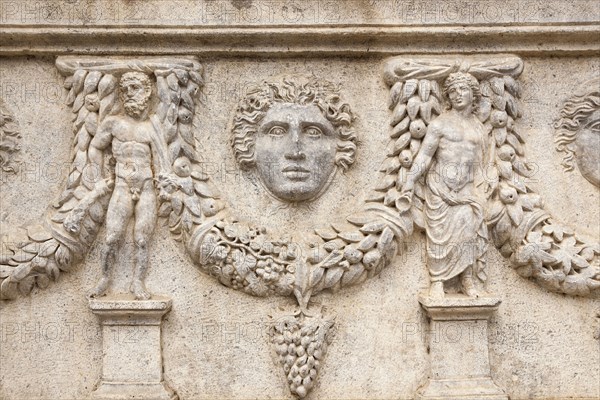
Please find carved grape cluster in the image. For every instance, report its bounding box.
[271,315,333,398]
[196,221,297,297]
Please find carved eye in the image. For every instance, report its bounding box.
[267,126,286,137]
[305,126,323,138]
[586,120,600,132]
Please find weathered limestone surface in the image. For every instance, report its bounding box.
[0,2,599,400]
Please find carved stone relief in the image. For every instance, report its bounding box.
[0,54,599,399]
[232,77,357,203]
[0,57,204,301]
[554,77,600,187]
[0,99,21,173]
[86,71,172,300]
[397,71,489,298]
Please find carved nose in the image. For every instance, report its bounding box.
[285,150,306,160]
[285,125,306,160]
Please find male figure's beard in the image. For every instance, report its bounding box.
[124,97,149,118]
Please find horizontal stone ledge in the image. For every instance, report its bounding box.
[0,25,598,55]
[418,294,502,321]
[89,295,173,324]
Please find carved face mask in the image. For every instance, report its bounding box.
[254,103,337,202]
[573,111,600,187]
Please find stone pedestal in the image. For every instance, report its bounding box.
[416,294,508,400]
[89,295,177,400]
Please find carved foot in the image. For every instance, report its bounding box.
[429,281,445,299]
[87,277,111,298]
[130,280,151,300]
[461,275,479,298]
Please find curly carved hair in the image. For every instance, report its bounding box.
[119,72,153,117]
[443,72,481,113]
[119,72,152,94]
[231,77,357,171]
[554,84,600,171]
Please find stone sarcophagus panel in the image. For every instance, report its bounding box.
[0,2,599,399]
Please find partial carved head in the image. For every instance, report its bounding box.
[120,72,153,118]
[554,78,600,187]
[231,77,357,202]
[443,72,481,113]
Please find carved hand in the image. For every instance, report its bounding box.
[396,190,413,213]
[95,178,114,195]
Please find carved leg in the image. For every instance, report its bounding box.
[87,245,117,298]
[88,183,133,298]
[130,281,150,300]
[131,242,151,300]
[131,183,156,300]
[429,281,445,298]
[461,266,479,297]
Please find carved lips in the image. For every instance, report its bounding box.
[282,165,311,180]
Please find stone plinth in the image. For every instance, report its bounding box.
[416,294,508,400]
[89,295,177,400]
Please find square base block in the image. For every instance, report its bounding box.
[416,294,507,400]
[89,295,177,400]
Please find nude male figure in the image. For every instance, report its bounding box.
[87,71,169,300]
[399,72,489,298]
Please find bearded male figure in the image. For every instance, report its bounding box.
[87,71,170,300]
[400,72,489,298]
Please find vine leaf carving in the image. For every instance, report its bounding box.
[0,99,21,173]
